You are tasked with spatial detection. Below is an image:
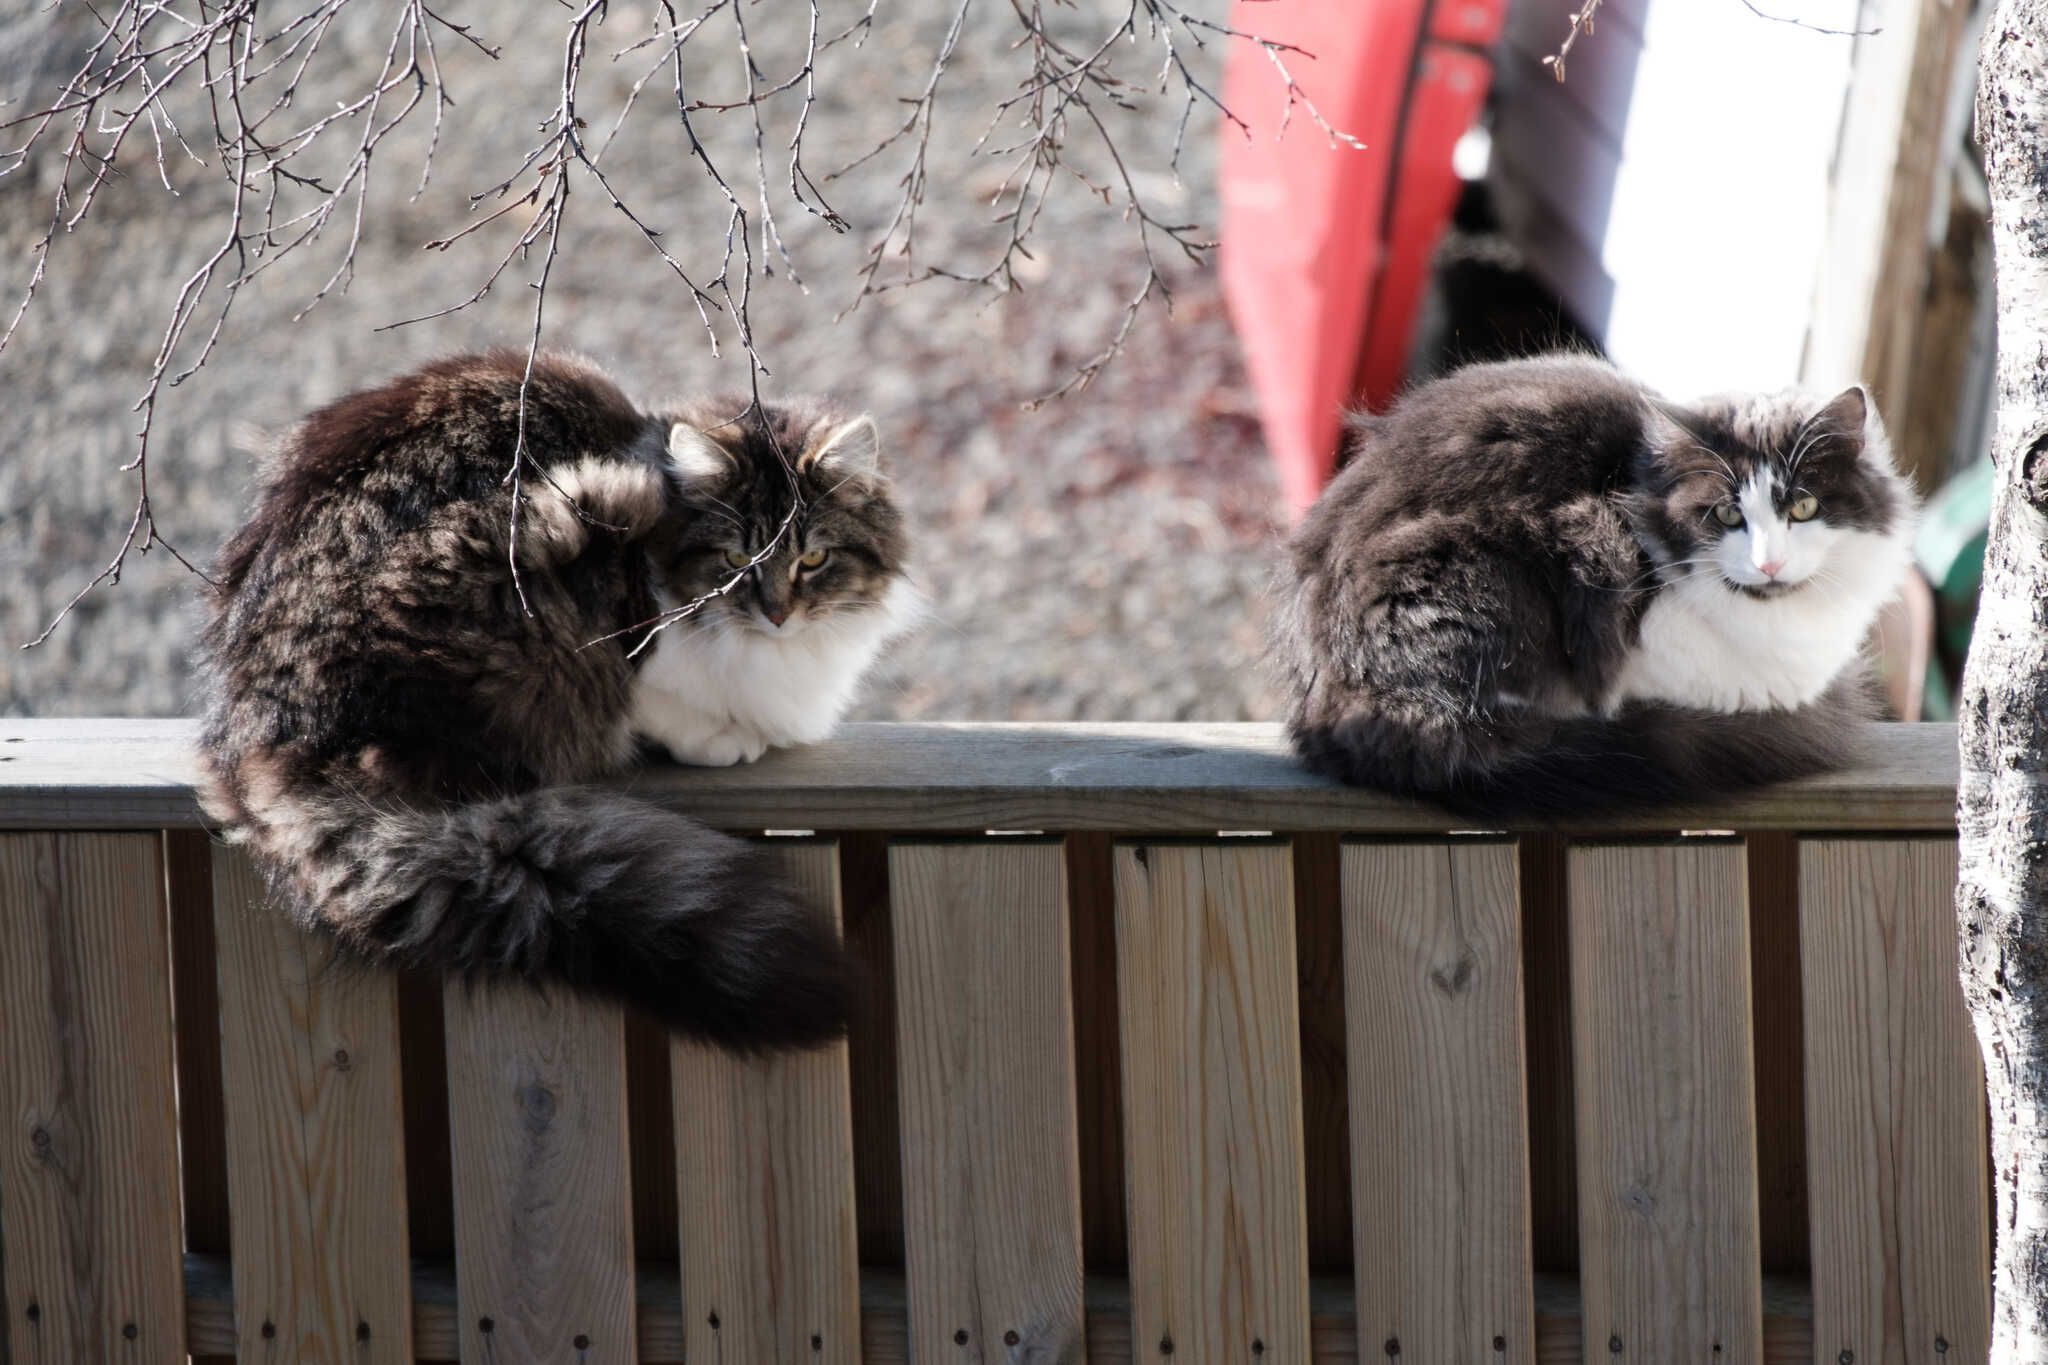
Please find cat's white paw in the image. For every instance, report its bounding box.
[649,728,770,767]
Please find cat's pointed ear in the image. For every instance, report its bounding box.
[1645,398,1708,451]
[801,414,883,481]
[1812,385,1872,454]
[667,423,732,483]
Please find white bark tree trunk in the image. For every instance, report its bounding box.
[1957,5,2048,1359]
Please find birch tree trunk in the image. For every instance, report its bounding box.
[1957,4,2048,1358]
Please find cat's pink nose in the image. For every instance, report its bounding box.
[766,609,789,627]
[1759,559,1786,579]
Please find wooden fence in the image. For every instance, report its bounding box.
[0,719,1986,1363]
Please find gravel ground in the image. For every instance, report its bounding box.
[0,0,1286,722]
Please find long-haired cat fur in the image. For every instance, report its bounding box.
[1272,355,1916,817]
[200,349,919,1048]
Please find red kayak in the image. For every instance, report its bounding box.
[1220,1,1507,515]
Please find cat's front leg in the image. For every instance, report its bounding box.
[656,730,755,767]
[634,702,773,768]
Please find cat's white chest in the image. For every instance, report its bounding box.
[629,580,921,766]
[1609,530,1908,713]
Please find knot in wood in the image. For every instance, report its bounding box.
[2023,431,2048,512]
[1429,949,1477,997]
[518,1082,557,1128]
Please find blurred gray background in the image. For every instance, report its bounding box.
[0,0,1282,721]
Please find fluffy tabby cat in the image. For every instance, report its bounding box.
[200,350,919,1048]
[1272,355,1916,816]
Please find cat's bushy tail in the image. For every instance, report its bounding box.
[1292,674,1877,819]
[226,785,853,1050]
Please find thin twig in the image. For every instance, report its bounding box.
[6,0,1357,646]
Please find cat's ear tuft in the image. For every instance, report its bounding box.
[802,414,883,481]
[668,423,731,483]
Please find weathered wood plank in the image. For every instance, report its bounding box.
[182,1259,1825,1364]
[210,846,412,1363]
[0,720,1964,834]
[445,982,635,1362]
[891,839,1086,1362]
[0,832,185,1362]
[1115,842,1310,1361]
[1342,840,1535,1363]
[1569,842,1763,1363]
[1800,837,1990,1362]
[672,842,860,1365]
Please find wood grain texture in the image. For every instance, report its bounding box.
[1342,840,1536,1364]
[184,1259,1827,1364]
[445,982,635,1362]
[0,720,1963,834]
[672,842,860,1365]
[1114,842,1310,1361]
[891,840,1087,1363]
[0,832,185,1363]
[210,846,412,1363]
[1799,838,1990,1363]
[1568,843,1763,1364]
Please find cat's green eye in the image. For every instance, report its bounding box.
[799,547,829,570]
[1713,502,1744,528]
[724,548,752,570]
[1788,494,1819,522]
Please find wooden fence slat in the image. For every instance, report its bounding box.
[672,841,861,1365]
[890,839,1086,1363]
[1800,838,1990,1362]
[446,980,635,1362]
[1342,840,1536,1364]
[0,832,185,1363]
[210,846,412,1362]
[1114,842,1310,1361]
[1569,843,1762,1364]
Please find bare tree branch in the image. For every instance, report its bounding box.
[1546,0,1879,81]
[2,0,1354,646]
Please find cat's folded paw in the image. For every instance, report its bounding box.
[650,729,771,767]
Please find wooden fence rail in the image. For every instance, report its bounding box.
[0,721,1987,1364]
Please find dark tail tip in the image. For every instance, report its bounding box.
[585,842,862,1053]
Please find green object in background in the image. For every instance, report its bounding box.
[1914,455,1994,720]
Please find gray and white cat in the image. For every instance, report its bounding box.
[1271,355,1917,816]
[633,401,924,766]
[199,350,916,1048]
